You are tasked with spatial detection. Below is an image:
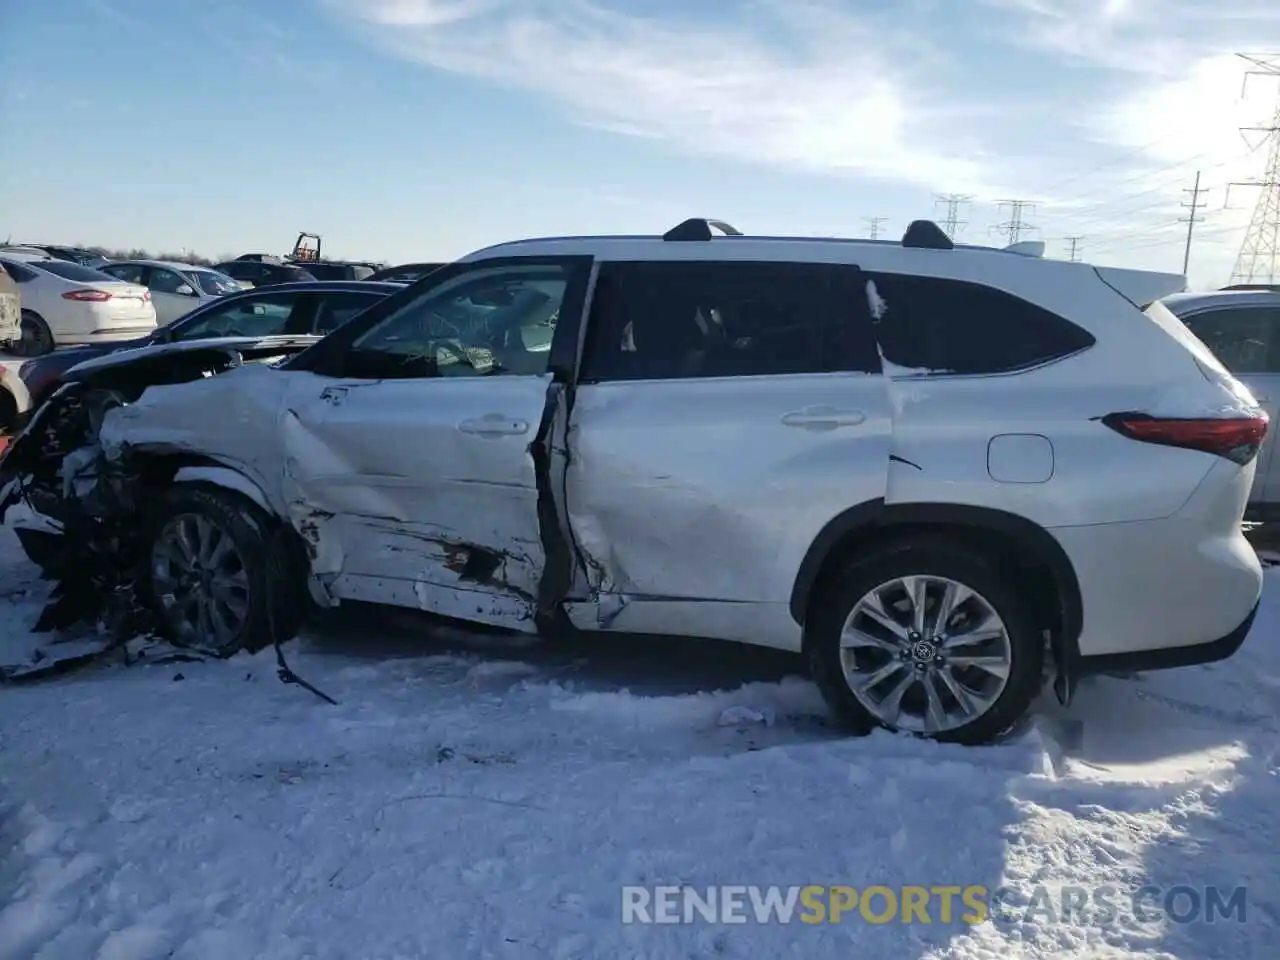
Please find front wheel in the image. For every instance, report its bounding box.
[144,486,303,656]
[807,537,1045,745]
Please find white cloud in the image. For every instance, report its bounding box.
[329,0,1280,284]
[325,0,996,194]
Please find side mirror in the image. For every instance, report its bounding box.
[177,284,197,297]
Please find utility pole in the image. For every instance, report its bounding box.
[1179,170,1208,276]
[1228,54,1280,285]
[863,217,888,240]
[995,200,1037,245]
[934,194,972,239]
[1065,236,1084,262]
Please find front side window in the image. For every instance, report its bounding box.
[868,272,1096,375]
[149,267,194,295]
[340,263,570,378]
[580,260,876,382]
[192,270,241,297]
[170,292,297,341]
[1181,307,1280,374]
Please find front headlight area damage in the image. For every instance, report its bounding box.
[0,346,298,673]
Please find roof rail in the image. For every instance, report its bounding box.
[662,218,743,241]
[1003,240,1045,258]
[902,220,953,250]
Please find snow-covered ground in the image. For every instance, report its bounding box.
[0,526,1276,960]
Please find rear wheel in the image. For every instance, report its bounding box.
[145,486,303,656]
[807,537,1044,745]
[14,311,54,358]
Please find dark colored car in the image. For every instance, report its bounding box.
[212,259,317,287]
[293,260,378,281]
[17,280,404,412]
[366,261,446,283]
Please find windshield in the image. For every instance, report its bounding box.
[192,270,241,297]
[28,260,125,283]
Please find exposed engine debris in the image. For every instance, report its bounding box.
[0,342,337,702]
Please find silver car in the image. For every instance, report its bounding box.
[1161,288,1280,520]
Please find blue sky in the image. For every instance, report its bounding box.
[2,0,1278,288]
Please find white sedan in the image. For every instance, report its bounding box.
[98,260,241,325]
[0,253,157,357]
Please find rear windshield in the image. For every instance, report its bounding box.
[29,260,122,283]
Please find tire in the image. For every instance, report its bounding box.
[14,311,54,358]
[807,536,1045,745]
[142,485,304,656]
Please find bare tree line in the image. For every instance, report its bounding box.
[80,246,235,266]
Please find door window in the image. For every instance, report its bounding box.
[169,293,298,341]
[1181,307,1280,374]
[312,291,385,334]
[579,260,878,382]
[342,263,571,378]
[102,263,146,284]
[149,267,195,296]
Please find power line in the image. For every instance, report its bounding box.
[1179,170,1209,276]
[1229,53,1280,285]
[863,216,888,240]
[994,200,1037,245]
[1065,236,1084,261]
[934,194,972,239]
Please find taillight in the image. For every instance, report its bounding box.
[142,290,151,301]
[62,289,112,302]
[1101,412,1269,465]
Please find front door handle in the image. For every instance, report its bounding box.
[458,413,530,437]
[780,406,867,431]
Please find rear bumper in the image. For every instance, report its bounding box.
[1052,457,1263,661]
[1077,600,1257,676]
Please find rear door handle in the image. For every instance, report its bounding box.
[780,406,867,431]
[458,413,530,437]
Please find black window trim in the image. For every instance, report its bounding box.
[285,255,595,380]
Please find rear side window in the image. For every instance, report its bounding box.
[0,260,38,283]
[580,260,879,382]
[868,273,1096,375]
[1180,307,1280,374]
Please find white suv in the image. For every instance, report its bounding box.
[0,218,1266,744]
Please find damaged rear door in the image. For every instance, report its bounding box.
[277,257,593,630]
[563,258,892,650]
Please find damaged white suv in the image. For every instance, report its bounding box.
[0,218,1266,744]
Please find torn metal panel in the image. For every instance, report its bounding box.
[561,375,894,648]
[274,375,554,631]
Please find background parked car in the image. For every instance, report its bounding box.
[212,259,316,288]
[15,279,404,410]
[0,252,156,357]
[0,262,20,351]
[98,260,241,324]
[366,261,446,283]
[294,260,378,281]
[1,244,108,268]
[1159,287,1280,520]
